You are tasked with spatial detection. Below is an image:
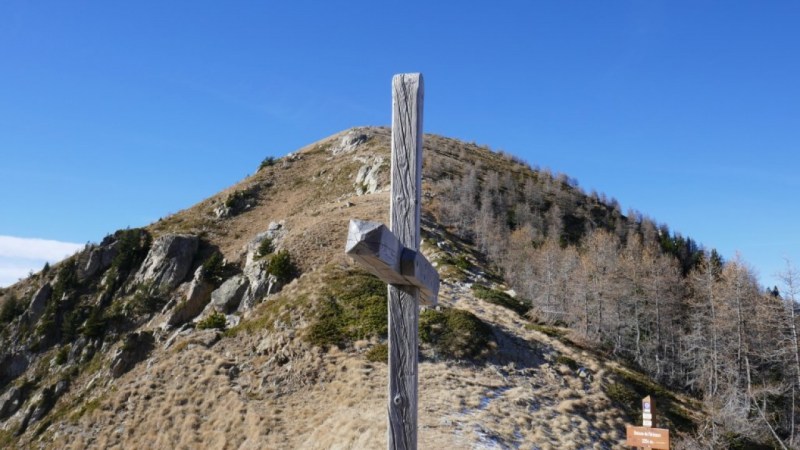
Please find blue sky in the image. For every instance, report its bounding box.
[1,1,798,287]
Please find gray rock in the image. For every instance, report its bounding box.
[80,242,119,280]
[69,337,87,364]
[354,155,384,195]
[133,234,199,291]
[167,267,214,326]
[331,130,368,155]
[239,261,270,311]
[54,378,69,397]
[28,283,52,324]
[214,205,233,219]
[0,386,24,420]
[28,385,55,423]
[243,221,285,266]
[208,275,249,313]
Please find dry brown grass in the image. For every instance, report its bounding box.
[8,127,686,449]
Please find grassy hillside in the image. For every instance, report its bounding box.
[0,126,774,448]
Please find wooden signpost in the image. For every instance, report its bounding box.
[626,396,670,449]
[345,73,439,450]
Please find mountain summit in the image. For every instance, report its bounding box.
[0,127,791,449]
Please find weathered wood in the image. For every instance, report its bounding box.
[388,72,424,450]
[342,73,431,450]
[346,219,439,306]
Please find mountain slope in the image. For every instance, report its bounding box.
[1,127,714,449]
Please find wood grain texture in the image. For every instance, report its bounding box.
[346,219,439,306]
[388,73,424,450]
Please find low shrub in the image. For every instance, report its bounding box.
[258,156,277,171]
[200,252,225,285]
[555,354,578,370]
[420,307,494,360]
[267,250,297,284]
[305,269,387,348]
[54,345,69,365]
[197,312,227,331]
[0,295,23,323]
[471,284,531,316]
[257,237,274,257]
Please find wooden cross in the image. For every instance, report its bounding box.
[345,73,439,450]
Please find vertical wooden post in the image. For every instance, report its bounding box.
[388,73,424,450]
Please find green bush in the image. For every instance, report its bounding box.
[128,285,166,316]
[420,307,494,360]
[224,190,252,208]
[81,307,107,339]
[200,252,225,285]
[471,284,531,316]
[54,346,69,365]
[257,237,274,257]
[110,228,152,277]
[454,255,471,271]
[197,312,227,331]
[555,354,578,370]
[267,250,297,284]
[0,295,23,323]
[305,269,387,348]
[258,156,277,171]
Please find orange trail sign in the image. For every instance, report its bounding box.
[626,425,670,449]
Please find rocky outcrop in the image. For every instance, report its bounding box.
[354,155,385,195]
[240,261,270,311]
[133,234,199,292]
[166,267,214,326]
[23,385,55,427]
[331,130,368,155]
[207,275,249,314]
[79,242,118,280]
[110,331,155,378]
[27,283,52,324]
[215,188,257,219]
[243,221,285,266]
[0,386,24,420]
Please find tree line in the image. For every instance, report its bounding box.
[424,139,800,448]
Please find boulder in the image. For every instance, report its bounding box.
[166,267,214,326]
[239,261,270,311]
[28,283,52,324]
[0,386,24,419]
[54,378,69,397]
[207,275,249,314]
[133,234,199,291]
[354,155,385,195]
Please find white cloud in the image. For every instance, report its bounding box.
[0,235,84,261]
[0,236,84,287]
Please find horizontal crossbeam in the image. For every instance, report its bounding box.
[345,219,438,306]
